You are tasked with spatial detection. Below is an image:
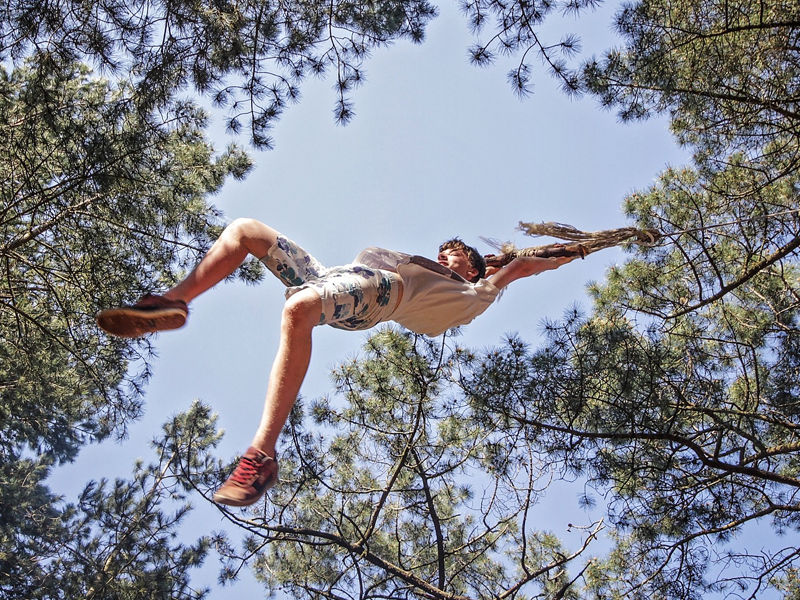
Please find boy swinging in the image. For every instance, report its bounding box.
[97,218,576,507]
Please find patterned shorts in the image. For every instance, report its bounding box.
[260,235,401,331]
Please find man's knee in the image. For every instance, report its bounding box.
[281,290,322,332]
[225,218,278,257]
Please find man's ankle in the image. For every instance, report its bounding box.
[161,291,187,304]
[249,442,276,458]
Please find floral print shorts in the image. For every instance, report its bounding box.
[260,235,401,331]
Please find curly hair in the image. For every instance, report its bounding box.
[439,238,486,283]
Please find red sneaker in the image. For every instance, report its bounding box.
[213,447,279,507]
[96,294,188,338]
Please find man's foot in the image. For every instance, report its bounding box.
[96,294,188,338]
[213,447,279,507]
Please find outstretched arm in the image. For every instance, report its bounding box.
[486,255,576,290]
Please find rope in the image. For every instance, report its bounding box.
[517,221,660,253]
[483,207,800,266]
[482,222,660,265]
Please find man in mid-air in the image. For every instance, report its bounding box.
[97,218,575,507]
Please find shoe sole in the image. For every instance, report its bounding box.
[212,491,265,507]
[96,307,187,338]
[212,479,276,507]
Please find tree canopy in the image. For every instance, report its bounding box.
[1,0,440,147]
[0,0,600,147]
[583,0,800,175]
[0,57,250,596]
[2,0,800,598]
[170,330,603,600]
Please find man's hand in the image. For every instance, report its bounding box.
[515,254,576,276]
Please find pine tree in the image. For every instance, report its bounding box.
[465,158,800,598]
[1,58,251,462]
[0,0,439,147]
[0,58,250,596]
[451,1,800,596]
[0,401,222,599]
[582,0,800,175]
[173,329,601,600]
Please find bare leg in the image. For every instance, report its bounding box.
[164,218,281,304]
[212,288,322,507]
[96,218,284,338]
[183,219,322,453]
[249,288,321,457]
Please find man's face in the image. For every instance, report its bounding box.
[437,248,478,281]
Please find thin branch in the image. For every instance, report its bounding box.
[669,234,800,318]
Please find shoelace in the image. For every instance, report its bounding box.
[228,455,263,486]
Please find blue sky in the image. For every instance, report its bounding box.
[51,2,691,597]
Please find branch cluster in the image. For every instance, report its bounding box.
[1,0,438,147]
[177,329,601,600]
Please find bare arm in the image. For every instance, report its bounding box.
[486,255,576,290]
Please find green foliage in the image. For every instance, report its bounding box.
[0,0,617,145]
[552,7,800,596]
[178,329,601,600]
[462,154,800,598]
[0,57,249,597]
[582,0,800,173]
[0,401,223,599]
[1,58,251,462]
[461,0,601,97]
[0,0,439,147]
[777,569,800,600]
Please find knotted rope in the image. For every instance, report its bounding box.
[483,221,662,267]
